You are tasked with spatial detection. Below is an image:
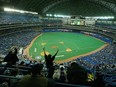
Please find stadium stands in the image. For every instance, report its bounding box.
[0,11,115,87]
[0,12,40,24]
[0,29,41,54]
[95,20,116,30]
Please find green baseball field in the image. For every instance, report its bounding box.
[25,32,108,63]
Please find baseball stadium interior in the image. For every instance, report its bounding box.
[0,0,116,87]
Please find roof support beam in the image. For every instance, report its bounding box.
[88,0,116,14]
[42,0,69,14]
[42,0,116,15]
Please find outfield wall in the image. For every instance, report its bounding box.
[42,28,113,43]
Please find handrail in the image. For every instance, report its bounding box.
[0,75,21,80]
[55,82,91,87]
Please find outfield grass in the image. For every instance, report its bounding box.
[28,32,106,62]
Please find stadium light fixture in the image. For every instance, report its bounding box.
[4,7,38,14]
[46,14,49,16]
[49,14,52,16]
[54,14,70,18]
[46,14,52,17]
[85,16,114,19]
[46,13,70,18]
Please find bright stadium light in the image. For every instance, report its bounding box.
[49,14,52,16]
[4,7,38,14]
[53,14,70,18]
[54,14,57,17]
[46,14,49,16]
[85,16,114,19]
[46,14,52,16]
[46,13,70,18]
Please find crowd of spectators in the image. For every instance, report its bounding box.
[75,44,116,72]
[0,29,40,54]
[0,12,63,28]
[0,26,115,87]
[40,19,63,27]
[0,45,116,87]
[0,11,115,87]
[0,12,40,24]
[0,43,115,87]
[95,20,116,30]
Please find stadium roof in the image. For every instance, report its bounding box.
[0,0,116,16]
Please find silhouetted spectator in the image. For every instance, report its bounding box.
[67,62,88,85]
[4,48,19,66]
[59,67,67,83]
[19,63,54,87]
[43,47,59,69]
[47,66,55,79]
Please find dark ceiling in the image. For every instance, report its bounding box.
[0,0,116,16]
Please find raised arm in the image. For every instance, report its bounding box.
[53,49,59,57]
[51,49,59,61]
[43,47,46,56]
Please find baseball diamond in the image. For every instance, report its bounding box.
[24,32,107,63]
